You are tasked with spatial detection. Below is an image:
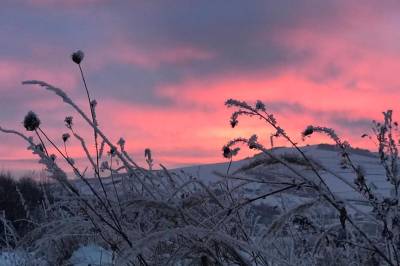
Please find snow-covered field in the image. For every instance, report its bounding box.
[179,144,388,206]
[0,143,396,265]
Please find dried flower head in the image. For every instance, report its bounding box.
[248,134,258,149]
[145,148,154,170]
[145,148,152,160]
[109,146,117,156]
[65,116,73,129]
[23,111,41,131]
[223,146,231,158]
[230,116,238,128]
[90,99,97,108]
[225,99,251,109]
[222,146,240,159]
[62,133,70,142]
[117,137,125,148]
[302,125,314,137]
[71,50,84,64]
[255,100,266,111]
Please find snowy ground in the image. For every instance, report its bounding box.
[0,245,112,266]
[1,144,389,265]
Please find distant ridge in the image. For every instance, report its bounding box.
[259,143,376,158]
[315,143,377,158]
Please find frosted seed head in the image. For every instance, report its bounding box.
[109,146,117,156]
[71,50,84,64]
[255,100,266,111]
[65,116,73,129]
[302,126,314,137]
[90,99,97,108]
[117,137,125,148]
[23,111,41,131]
[62,133,70,142]
[145,148,152,159]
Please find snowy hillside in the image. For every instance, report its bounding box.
[176,144,388,200]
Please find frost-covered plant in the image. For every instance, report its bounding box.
[3,49,400,265]
[0,53,270,265]
[223,98,400,265]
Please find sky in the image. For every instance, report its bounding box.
[1,0,400,175]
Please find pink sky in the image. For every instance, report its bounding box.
[1,1,400,175]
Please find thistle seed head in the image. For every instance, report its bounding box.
[62,133,70,142]
[71,50,84,64]
[223,146,231,158]
[23,111,41,131]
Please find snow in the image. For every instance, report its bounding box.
[0,252,27,266]
[0,251,47,266]
[171,144,391,213]
[0,245,113,266]
[68,244,113,266]
[1,144,390,264]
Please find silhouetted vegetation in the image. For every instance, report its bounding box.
[0,172,51,241]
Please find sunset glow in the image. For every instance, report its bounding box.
[1,1,400,174]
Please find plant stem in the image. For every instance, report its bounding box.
[78,64,100,179]
[37,127,127,241]
[78,64,116,215]
[34,129,49,157]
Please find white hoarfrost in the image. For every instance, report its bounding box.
[68,244,113,266]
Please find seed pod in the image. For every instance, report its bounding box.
[71,50,84,64]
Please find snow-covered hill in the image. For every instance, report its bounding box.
[174,144,390,208]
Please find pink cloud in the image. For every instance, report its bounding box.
[3,1,400,173]
[0,60,77,93]
[90,40,214,70]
